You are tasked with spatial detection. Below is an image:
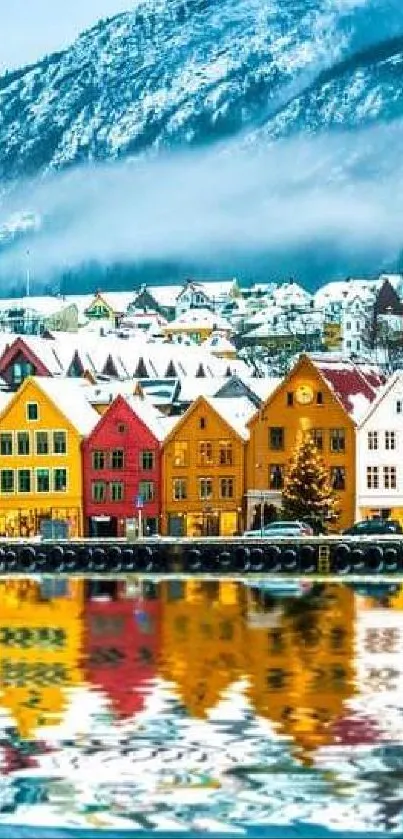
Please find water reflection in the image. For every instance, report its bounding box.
[0,577,402,834]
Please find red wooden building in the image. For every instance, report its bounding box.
[83,579,161,718]
[82,394,166,537]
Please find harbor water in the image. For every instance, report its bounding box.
[0,576,402,838]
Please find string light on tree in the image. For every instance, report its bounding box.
[282,434,339,529]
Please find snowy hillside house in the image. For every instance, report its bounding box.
[174,279,238,319]
[84,292,135,327]
[341,297,369,358]
[356,372,403,524]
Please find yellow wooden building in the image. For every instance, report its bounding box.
[0,577,84,739]
[161,395,256,536]
[0,377,99,537]
[159,580,247,718]
[246,354,380,532]
[246,583,356,765]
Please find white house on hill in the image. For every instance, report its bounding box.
[356,372,403,523]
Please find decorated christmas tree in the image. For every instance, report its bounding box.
[282,435,339,529]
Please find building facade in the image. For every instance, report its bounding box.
[162,396,250,537]
[82,395,163,537]
[245,355,377,532]
[356,373,403,523]
[0,377,98,537]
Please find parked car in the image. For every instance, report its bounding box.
[243,520,314,538]
[342,518,403,536]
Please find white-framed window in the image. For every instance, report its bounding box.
[138,481,154,502]
[384,466,397,490]
[385,431,396,451]
[173,478,187,500]
[92,481,106,502]
[110,481,124,502]
[35,431,49,455]
[368,431,378,451]
[26,402,39,421]
[53,431,67,454]
[367,466,379,489]
[0,469,14,494]
[17,431,30,455]
[199,477,213,500]
[18,469,31,493]
[54,468,67,492]
[220,477,234,498]
[36,468,50,493]
[0,432,13,456]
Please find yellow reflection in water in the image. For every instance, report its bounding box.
[0,578,84,739]
[159,579,247,718]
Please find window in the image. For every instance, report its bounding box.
[199,478,213,500]
[54,468,67,492]
[110,481,124,501]
[92,451,105,470]
[199,417,206,429]
[26,403,38,421]
[92,481,106,502]
[367,466,379,489]
[316,391,324,405]
[330,429,345,453]
[346,322,351,330]
[269,427,284,450]
[17,431,30,455]
[368,431,378,451]
[0,433,12,455]
[18,469,31,493]
[385,431,396,451]
[0,470,14,493]
[35,431,49,455]
[219,441,233,465]
[220,477,234,498]
[36,469,50,493]
[198,441,213,465]
[173,441,188,467]
[12,361,34,385]
[139,481,155,502]
[269,464,284,490]
[140,450,155,470]
[111,449,124,469]
[173,478,187,500]
[331,467,346,490]
[384,466,397,490]
[117,423,127,433]
[53,431,67,454]
[397,400,402,414]
[286,392,293,406]
[311,429,323,450]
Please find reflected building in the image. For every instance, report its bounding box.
[82,578,161,718]
[160,580,247,717]
[0,578,83,740]
[246,583,356,764]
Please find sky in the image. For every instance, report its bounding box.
[0,0,133,73]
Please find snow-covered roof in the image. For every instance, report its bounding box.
[314,278,379,310]
[206,396,257,440]
[125,394,174,441]
[358,371,403,428]
[31,377,100,434]
[0,296,78,317]
[165,308,233,331]
[202,333,237,355]
[93,291,136,313]
[312,356,382,422]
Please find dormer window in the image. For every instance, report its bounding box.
[316,392,324,405]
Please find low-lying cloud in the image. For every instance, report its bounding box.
[0,123,401,281]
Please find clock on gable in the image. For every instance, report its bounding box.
[295,384,314,405]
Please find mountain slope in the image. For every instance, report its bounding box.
[0,0,396,181]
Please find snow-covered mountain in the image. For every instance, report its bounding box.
[0,0,403,286]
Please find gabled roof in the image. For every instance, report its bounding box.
[26,377,100,435]
[248,354,381,427]
[162,394,251,447]
[358,371,403,428]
